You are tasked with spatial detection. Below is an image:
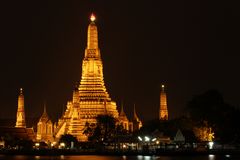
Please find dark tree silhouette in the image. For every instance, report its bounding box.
[84,114,129,144]
[187,89,240,143]
[59,134,78,148]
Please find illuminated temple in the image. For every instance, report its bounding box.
[52,14,141,141]
[0,14,142,143]
[15,88,26,128]
[159,85,168,120]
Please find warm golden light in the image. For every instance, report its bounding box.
[160,84,168,120]
[54,14,123,142]
[90,13,96,22]
[15,88,26,128]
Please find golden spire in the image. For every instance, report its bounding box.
[87,13,98,50]
[133,104,139,121]
[40,103,49,121]
[15,88,26,128]
[159,84,168,120]
[90,13,96,22]
[20,88,23,95]
[120,101,126,117]
[161,84,165,92]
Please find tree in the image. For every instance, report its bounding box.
[59,134,78,148]
[138,117,197,142]
[83,122,95,138]
[187,89,240,143]
[84,115,117,142]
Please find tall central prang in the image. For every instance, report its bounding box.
[54,14,119,141]
[79,14,115,107]
[79,14,119,117]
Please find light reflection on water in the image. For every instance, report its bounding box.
[0,155,238,160]
[208,154,215,160]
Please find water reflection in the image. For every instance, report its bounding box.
[225,155,231,158]
[0,155,239,160]
[208,154,215,160]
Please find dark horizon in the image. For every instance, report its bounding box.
[0,1,240,123]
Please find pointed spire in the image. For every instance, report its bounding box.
[87,13,98,50]
[40,103,49,120]
[15,88,26,128]
[133,104,139,121]
[120,101,126,117]
[38,103,51,125]
[161,84,165,92]
[90,13,96,22]
[20,88,23,95]
[159,84,168,120]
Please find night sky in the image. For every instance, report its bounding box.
[0,1,240,122]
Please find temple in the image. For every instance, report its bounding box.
[15,88,26,128]
[36,106,54,143]
[53,14,136,141]
[130,104,142,132]
[118,103,129,130]
[159,85,168,120]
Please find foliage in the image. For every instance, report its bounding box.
[193,121,214,141]
[59,134,78,148]
[187,89,240,143]
[84,115,128,143]
[2,134,33,149]
[17,139,34,149]
[138,117,197,142]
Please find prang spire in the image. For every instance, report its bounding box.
[87,13,99,50]
[133,104,140,121]
[120,102,126,117]
[159,84,168,120]
[15,88,26,128]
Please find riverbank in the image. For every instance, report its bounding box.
[1,149,240,156]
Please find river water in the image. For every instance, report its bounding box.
[0,155,238,160]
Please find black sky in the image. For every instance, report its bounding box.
[0,1,240,122]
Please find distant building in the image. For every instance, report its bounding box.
[0,88,35,143]
[174,129,185,143]
[159,85,168,120]
[129,105,142,132]
[118,103,129,130]
[0,127,35,141]
[15,88,26,128]
[36,106,54,143]
[151,129,171,144]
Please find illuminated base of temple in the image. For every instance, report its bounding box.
[54,100,119,141]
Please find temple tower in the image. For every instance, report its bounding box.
[159,85,168,120]
[78,14,119,119]
[55,14,119,141]
[131,104,142,132]
[36,105,54,142]
[15,88,26,128]
[118,103,129,130]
